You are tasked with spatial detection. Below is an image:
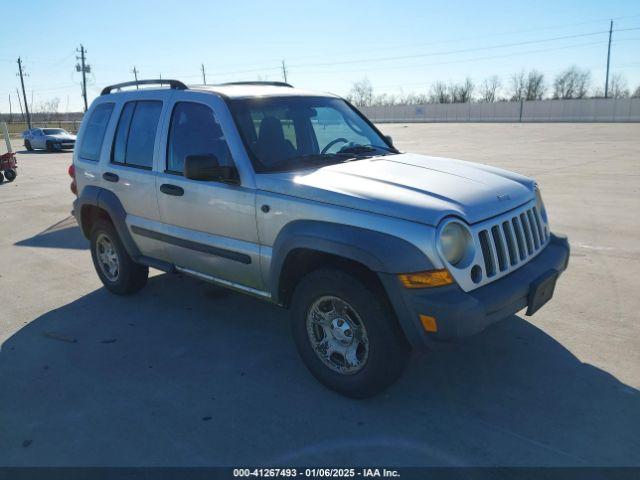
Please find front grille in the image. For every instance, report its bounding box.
[477,205,548,278]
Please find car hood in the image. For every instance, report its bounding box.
[255,153,536,226]
[46,134,76,141]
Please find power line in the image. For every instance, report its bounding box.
[287,27,640,70]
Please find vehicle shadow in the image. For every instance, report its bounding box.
[0,273,638,467]
[14,217,88,250]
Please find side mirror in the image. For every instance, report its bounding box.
[385,135,394,146]
[184,155,239,184]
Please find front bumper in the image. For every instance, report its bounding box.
[379,233,570,349]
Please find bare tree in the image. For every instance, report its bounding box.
[553,66,591,99]
[480,76,501,102]
[525,70,545,100]
[633,85,640,98]
[509,71,527,101]
[450,78,474,103]
[347,78,374,107]
[609,73,630,98]
[372,93,397,106]
[429,81,451,103]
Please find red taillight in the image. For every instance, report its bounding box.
[68,164,77,195]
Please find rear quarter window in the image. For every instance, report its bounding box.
[79,103,114,161]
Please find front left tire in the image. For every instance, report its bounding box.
[24,140,33,151]
[290,268,411,398]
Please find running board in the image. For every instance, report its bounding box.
[175,266,272,300]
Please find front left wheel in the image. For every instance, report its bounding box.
[90,219,148,295]
[290,268,411,398]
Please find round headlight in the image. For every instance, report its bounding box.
[534,186,547,221]
[440,222,471,266]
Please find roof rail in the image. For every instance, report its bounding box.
[217,81,293,88]
[100,79,188,95]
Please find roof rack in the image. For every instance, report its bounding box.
[101,79,188,95]
[216,81,293,88]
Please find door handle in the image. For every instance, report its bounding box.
[160,184,184,196]
[102,172,119,182]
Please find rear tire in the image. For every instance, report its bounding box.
[290,268,411,398]
[25,140,33,151]
[4,169,16,182]
[90,219,148,295]
[0,172,4,183]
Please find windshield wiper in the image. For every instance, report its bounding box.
[337,144,395,155]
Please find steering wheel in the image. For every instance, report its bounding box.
[321,138,348,154]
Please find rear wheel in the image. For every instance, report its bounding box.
[90,219,148,295]
[0,172,4,183]
[4,169,16,182]
[290,268,411,398]
[25,140,33,151]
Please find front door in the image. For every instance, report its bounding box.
[155,92,262,292]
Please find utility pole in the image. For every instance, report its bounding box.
[76,44,90,112]
[201,64,207,85]
[131,66,139,88]
[605,20,613,99]
[281,60,288,83]
[8,94,13,123]
[17,57,31,129]
[16,88,25,123]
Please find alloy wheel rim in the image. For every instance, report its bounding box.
[96,233,119,282]
[306,295,369,375]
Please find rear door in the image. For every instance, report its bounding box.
[154,91,263,292]
[101,93,171,262]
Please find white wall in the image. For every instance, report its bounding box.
[361,98,640,123]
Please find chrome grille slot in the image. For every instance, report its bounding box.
[520,212,534,254]
[491,226,508,272]
[502,221,518,266]
[512,217,526,261]
[478,230,495,277]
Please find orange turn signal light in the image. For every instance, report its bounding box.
[397,269,454,288]
[419,314,438,332]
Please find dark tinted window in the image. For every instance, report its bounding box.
[79,103,114,161]
[111,101,162,169]
[166,102,233,174]
[112,102,135,164]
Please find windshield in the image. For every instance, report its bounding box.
[42,128,68,135]
[228,96,395,173]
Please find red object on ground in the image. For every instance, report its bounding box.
[0,151,17,171]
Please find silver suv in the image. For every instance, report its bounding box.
[72,79,569,398]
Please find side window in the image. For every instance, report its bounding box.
[166,102,233,174]
[111,101,162,169]
[79,103,114,161]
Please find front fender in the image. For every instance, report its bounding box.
[270,220,433,300]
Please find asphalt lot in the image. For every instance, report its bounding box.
[1,123,639,466]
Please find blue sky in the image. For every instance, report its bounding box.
[1,0,639,113]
